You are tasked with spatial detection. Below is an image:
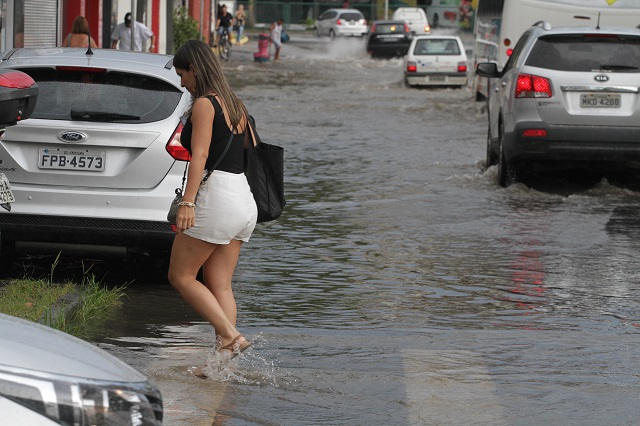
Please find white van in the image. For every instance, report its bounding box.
[392,7,430,35]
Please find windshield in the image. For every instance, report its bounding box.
[17,68,183,123]
[526,34,640,72]
[413,39,461,55]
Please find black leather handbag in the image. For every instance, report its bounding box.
[245,116,285,223]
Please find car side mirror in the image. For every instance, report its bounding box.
[476,62,499,78]
[466,48,473,56]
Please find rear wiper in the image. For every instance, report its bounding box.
[598,64,639,71]
[71,110,141,121]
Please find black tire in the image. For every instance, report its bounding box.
[497,122,515,187]
[329,29,336,40]
[432,14,439,28]
[219,38,230,61]
[486,125,498,169]
[404,76,412,88]
[313,28,320,38]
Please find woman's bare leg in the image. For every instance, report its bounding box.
[168,233,246,348]
[202,239,243,327]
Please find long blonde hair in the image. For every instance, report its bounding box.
[173,39,247,130]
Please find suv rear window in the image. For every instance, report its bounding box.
[374,23,405,34]
[339,12,363,21]
[526,34,640,72]
[18,68,183,123]
[413,39,460,55]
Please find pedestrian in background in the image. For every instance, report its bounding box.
[63,16,97,48]
[270,18,284,61]
[111,12,155,52]
[168,40,256,358]
[234,5,246,45]
[215,4,234,47]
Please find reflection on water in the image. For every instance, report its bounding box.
[2,35,640,424]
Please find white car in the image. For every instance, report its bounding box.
[404,35,468,88]
[0,312,163,424]
[313,8,368,39]
[392,7,430,35]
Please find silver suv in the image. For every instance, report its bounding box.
[477,22,640,186]
[0,48,190,256]
[313,8,368,39]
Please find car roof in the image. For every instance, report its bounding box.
[530,23,640,37]
[372,20,407,25]
[326,8,362,13]
[413,35,461,41]
[0,48,181,88]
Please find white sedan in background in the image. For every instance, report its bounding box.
[404,35,468,88]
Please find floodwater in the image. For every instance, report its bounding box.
[5,33,640,425]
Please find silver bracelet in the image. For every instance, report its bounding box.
[178,201,196,208]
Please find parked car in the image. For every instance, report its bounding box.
[0,48,191,257]
[0,312,163,424]
[404,35,468,88]
[313,8,368,39]
[476,22,640,186]
[366,20,412,58]
[392,7,430,35]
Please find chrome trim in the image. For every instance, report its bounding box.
[561,85,639,93]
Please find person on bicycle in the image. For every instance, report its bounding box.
[216,5,234,47]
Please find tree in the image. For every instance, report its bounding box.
[173,6,201,53]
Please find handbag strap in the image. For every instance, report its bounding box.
[201,130,234,185]
[247,117,259,148]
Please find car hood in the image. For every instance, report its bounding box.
[0,313,147,383]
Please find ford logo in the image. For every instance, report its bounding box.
[594,74,609,82]
[59,131,87,143]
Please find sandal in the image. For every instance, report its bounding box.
[219,335,251,359]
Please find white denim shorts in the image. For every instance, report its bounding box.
[184,170,258,244]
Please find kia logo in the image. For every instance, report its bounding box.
[59,131,87,142]
[594,74,609,82]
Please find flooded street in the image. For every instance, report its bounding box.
[4,33,640,425]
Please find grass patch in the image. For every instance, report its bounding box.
[0,253,127,339]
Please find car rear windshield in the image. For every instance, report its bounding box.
[339,13,363,21]
[374,23,405,34]
[18,67,183,123]
[398,12,423,20]
[413,39,460,55]
[526,34,640,72]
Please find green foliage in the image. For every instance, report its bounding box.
[173,6,202,53]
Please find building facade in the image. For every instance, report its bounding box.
[0,0,214,54]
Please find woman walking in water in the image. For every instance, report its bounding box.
[169,40,257,358]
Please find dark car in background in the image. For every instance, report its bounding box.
[477,22,640,187]
[366,20,412,58]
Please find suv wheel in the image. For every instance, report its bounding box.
[314,28,320,38]
[329,29,336,40]
[486,126,498,168]
[498,123,516,187]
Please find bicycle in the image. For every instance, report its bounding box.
[218,28,231,61]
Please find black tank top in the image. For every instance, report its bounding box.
[180,95,246,174]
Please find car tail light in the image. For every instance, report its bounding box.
[0,70,35,89]
[516,74,552,98]
[165,121,191,161]
[407,62,417,73]
[424,25,430,33]
[363,19,367,26]
[506,48,513,56]
[337,19,343,26]
[522,129,547,137]
[457,62,467,73]
[405,23,410,33]
[504,38,511,47]
[56,66,107,73]
[371,23,377,33]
